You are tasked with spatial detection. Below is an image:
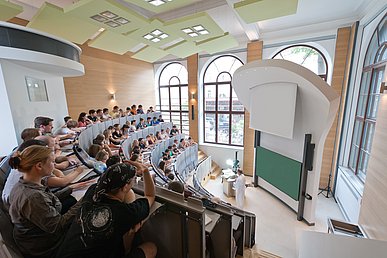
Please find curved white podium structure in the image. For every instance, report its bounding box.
[232,59,339,224]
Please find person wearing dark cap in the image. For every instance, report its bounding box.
[56,161,157,258]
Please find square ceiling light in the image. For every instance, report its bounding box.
[115,17,129,24]
[147,0,166,6]
[90,10,132,28]
[181,24,209,37]
[100,10,117,19]
[143,29,168,43]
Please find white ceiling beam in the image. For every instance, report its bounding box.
[225,0,260,41]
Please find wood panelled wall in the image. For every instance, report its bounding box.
[243,41,263,176]
[359,92,387,240]
[319,26,356,189]
[64,44,155,119]
[188,54,199,142]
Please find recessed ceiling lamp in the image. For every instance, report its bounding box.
[182,24,209,37]
[143,29,168,43]
[115,17,129,24]
[90,11,130,28]
[100,11,117,19]
[91,14,108,23]
[105,21,120,28]
[147,0,166,7]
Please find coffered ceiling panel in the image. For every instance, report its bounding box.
[234,0,299,24]
[164,40,199,58]
[27,3,99,44]
[88,30,139,54]
[196,32,238,54]
[64,0,149,34]
[131,45,169,63]
[0,0,23,21]
[125,19,180,48]
[123,0,194,14]
[165,12,224,42]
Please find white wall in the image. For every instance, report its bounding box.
[1,60,69,144]
[0,63,18,156]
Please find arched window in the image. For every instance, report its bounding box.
[203,55,244,146]
[349,15,386,180]
[158,62,189,135]
[273,45,328,81]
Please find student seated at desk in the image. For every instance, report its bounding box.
[3,139,85,212]
[56,162,157,258]
[8,145,82,258]
[35,135,78,171]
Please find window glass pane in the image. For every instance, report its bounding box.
[273,46,327,80]
[378,16,386,45]
[366,68,384,119]
[231,114,244,145]
[205,114,216,142]
[217,114,229,144]
[218,84,230,111]
[232,88,244,111]
[217,72,231,82]
[358,150,369,178]
[204,64,219,83]
[160,88,169,110]
[369,68,384,94]
[229,60,244,75]
[160,63,185,85]
[214,56,234,74]
[204,85,216,111]
[181,86,189,111]
[161,112,170,122]
[170,87,180,110]
[364,33,378,66]
[356,71,371,117]
[361,122,375,153]
[349,145,359,171]
[353,119,363,147]
[170,76,180,85]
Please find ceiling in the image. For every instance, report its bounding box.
[1,0,380,63]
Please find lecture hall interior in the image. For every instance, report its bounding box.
[0,0,387,257]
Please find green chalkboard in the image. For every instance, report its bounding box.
[256,146,302,201]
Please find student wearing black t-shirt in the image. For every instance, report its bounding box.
[56,162,157,258]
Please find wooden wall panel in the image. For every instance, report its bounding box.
[64,44,155,119]
[187,54,199,142]
[359,92,387,240]
[244,41,263,176]
[319,26,354,190]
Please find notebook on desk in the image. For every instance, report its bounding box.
[70,168,97,183]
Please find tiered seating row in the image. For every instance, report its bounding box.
[78,112,162,151]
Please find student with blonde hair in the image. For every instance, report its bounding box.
[8,145,81,258]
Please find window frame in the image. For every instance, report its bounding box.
[202,55,245,147]
[272,44,329,81]
[158,62,189,135]
[348,15,386,181]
